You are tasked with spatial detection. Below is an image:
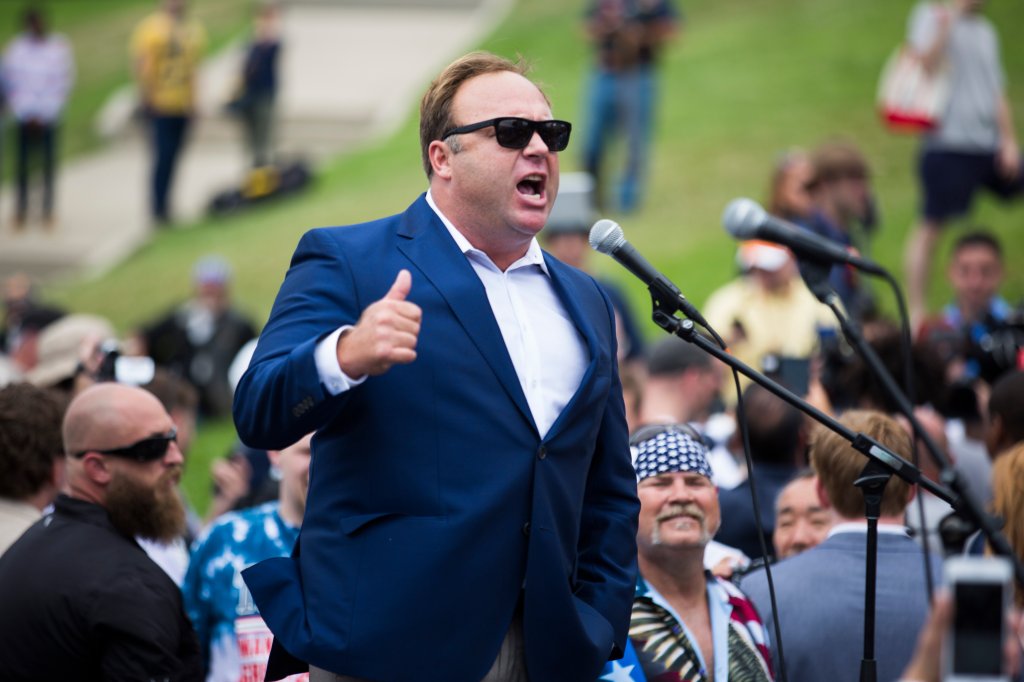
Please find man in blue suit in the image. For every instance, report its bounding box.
[740,410,940,682]
[233,52,640,682]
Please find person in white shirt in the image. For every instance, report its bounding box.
[1,7,74,229]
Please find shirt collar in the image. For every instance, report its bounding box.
[827,520,910,538]
[636,570,726,605]
[425,190,549,276]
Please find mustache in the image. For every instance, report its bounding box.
[656,503,704,523]
[160,465,183,486]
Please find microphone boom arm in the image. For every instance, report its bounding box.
[653,311,951,500]
[654,310,1024,592]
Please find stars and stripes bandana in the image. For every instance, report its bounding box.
[632,426,714,482]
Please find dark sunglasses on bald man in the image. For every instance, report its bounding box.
[71,427,177,463]
[441,117,572,152]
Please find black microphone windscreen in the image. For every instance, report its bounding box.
[722,198,767,240]
[589,219,624,255]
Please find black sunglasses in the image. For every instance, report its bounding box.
[441,117,572,152]
[629,422,709,449]
[72,427,178,463]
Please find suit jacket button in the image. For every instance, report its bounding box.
[537,445,546,460]
[522,522,531,536]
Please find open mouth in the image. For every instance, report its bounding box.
[516,174,545,200]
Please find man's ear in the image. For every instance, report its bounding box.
[428,139,454,179]
[266,449,281,471]
[815,476,832,509]
[82,453,113,486]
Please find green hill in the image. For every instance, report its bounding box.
[49,0,1024,326]
[41,0,1024,512]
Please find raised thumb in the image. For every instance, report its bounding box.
[385,269,412,301]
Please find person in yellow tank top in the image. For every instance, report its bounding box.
[130,0,207,225]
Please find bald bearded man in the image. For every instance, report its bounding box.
[0,383,202,681]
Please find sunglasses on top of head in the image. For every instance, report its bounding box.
[441,117,572,152]
[71,427,178,463]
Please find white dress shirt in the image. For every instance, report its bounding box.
[315,192,588,437]
[827,521,911,538]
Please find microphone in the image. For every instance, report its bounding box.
[589,219,710,329]
[721,198,885,276]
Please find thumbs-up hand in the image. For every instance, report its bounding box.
[337,269,422,378]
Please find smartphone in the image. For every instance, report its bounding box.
[944,555,1013,682]
[761,354,810,396]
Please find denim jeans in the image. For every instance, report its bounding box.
[581,65,658,213]
[149,114,190,222]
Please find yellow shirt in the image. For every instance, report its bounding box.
[131,11,206,115]
[703,275,838,374]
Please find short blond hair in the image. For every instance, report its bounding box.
[809,410,913,518]
[418,52,534,178]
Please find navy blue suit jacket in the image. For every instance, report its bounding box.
[233,195,640,682]
[740,530,940,682]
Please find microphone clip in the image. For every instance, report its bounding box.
[649,280,692,326]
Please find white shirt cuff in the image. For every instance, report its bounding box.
[314,326,367,396]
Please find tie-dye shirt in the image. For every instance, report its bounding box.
[182,502,307,682]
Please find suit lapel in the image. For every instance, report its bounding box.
[396,197,536,432]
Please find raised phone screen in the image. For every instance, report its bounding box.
[952,580,1004,675]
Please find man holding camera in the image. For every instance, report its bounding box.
[937,230,1021,385]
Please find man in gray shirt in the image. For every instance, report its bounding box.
[902,0,1022,332]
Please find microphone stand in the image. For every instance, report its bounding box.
[852,458,891,682]
[648,308,956,509]
[646,303,973,682]
[798,259,912,682]
[797,262,1024,592]
[602,220,1024,678]
[793,258,1024,682]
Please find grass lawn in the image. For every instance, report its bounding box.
[39,0,1024,514]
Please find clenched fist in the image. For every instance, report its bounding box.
[337,269,422,377]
